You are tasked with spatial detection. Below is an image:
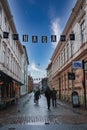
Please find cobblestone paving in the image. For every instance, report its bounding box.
[0,115,87,125]
[0,93,87,126]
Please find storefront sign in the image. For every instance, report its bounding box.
[72,61,83,69]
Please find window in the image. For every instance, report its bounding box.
[64,48,65,63]
[80,20,86,44]
[2,43,7,65]
[70,41,74,56]
[7,49,10,69]
[0,6,2,25]
[0,38,1,62]
[67,44,69,60]
[59,56,60,68]
[64,74,66,86]
[4,17,7,30]
[61,53,62,66]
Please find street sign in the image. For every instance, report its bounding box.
[72,61,83,69]
[68,72,75,80]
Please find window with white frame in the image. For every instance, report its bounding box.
[67,44,69,60]
[64,48,65,63]
[4,17,7,31]
[65,46,67,62]
[0,38,1,62]
[8,50,11,71]
[80,20,86,44]
[11,54,13,72]
[61,52,63,66]
[64,73,66,89]
[7,48,10,69]
[2,43,7,65]
[59,55,60,68]
[0,6,2,25]
[70,41,74,56]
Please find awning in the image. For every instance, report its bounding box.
[0,70,23,86]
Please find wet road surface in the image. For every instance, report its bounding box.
[0,93,87,129]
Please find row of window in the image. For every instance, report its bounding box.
[0,5,21,59]
[0,3,23,80]
[52,19,86,74]
[0,41,21,79]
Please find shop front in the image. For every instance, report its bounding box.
[0,70,23,108]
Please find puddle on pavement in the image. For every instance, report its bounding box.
[26,122,46,125]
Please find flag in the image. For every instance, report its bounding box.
[13,34,19,40]
[51,35,57,42]
[70,34,75,40]
[60,35,66,42]
[3,32,9,38]
[32,36,38,43]
[23,35,28,42]
[42,36,47,43]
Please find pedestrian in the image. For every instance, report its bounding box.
[34,89,40,104]
[51,88,57,107]
[45,86,52,110]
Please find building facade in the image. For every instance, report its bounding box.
[46,62,52,89]
[20,45,29,96]
[0,0,24,104]
[28,75,33,93]
[47,0,87,105]
[41,77,48,92]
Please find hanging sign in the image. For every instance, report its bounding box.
[72,61,83,69]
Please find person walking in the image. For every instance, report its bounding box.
[34,89,40,104]
[45,86,52,110]
[51,88,57,107]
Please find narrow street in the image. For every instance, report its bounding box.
[0,0,87,130]
[0,93,87,130]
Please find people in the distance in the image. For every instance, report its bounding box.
[34,89,40,104]
[45,86,52,110]
[51,88,57,107]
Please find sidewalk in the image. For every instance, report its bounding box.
[57,99,87,115]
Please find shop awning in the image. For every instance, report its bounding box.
[0,70,23,86]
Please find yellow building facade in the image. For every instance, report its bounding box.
[47,0,87,106]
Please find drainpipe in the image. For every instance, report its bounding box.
[82,60,86,108]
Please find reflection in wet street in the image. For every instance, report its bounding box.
[0,93,87,126]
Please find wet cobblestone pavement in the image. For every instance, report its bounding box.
[0,115,87,125]
[1,113,87,126]
[0,93,87,127]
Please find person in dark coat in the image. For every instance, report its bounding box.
[45,86,52,110]
[51,88,57,107]
[34,89,40,104]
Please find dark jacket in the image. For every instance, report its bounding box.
[34,90,40,100]
[45,87,52,99]
[51,89,57,99]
